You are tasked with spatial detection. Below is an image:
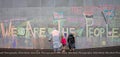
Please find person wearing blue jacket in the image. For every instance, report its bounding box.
[50,28,62,52]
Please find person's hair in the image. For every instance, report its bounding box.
[61,35,64,38]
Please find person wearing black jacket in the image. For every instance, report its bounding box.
[67,33,75,52]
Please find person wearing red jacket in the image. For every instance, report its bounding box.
[61,35,66,52]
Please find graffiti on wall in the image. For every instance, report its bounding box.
[0,5,120,49]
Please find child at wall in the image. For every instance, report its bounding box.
[61,35,67,52]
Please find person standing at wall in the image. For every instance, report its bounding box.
[61,35,66,52]
[50,28,62,52]
[67,33,75,52]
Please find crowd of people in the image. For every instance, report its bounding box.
[49,28,75,52]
